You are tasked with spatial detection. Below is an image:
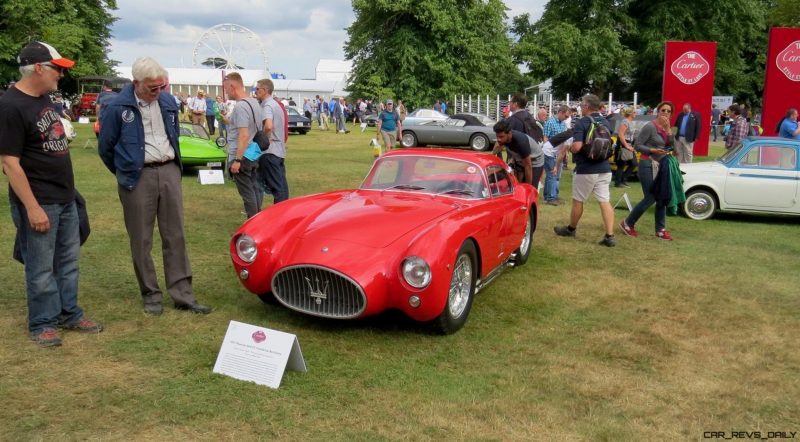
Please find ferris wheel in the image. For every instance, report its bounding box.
[192,23,268,70]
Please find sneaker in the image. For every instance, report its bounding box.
[60,318,104,333]
[554,225,576,237]
[544,200,560,206]
[656,229,673,241]
[598,235,616,247]
[31,328,62,347]
[621,183,631,188]
[619,220,638,237]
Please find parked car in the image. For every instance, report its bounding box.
[287,106,311,134]
[179,123,227,167]
[401,113,497,151]
[403,108,449,126]
[681,136,799,220]
[364,112,378,127]
[230,149,539,334]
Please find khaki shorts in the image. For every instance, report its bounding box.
[572,172,612,203]
[381,130,397,149]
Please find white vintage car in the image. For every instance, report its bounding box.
[681,137,800,220]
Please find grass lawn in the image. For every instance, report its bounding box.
[1,123,798,441]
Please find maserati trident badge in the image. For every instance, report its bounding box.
[305,276,329,305]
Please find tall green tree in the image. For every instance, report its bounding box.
[512,0,769,106]
[0,0,118,92]
[344,0,518,109]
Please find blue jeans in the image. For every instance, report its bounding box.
[625,160,666,232]
[11,201,83,333]
[259,153,289,204]
[543,155,561,201]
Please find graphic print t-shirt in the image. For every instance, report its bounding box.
[0,86,75,205]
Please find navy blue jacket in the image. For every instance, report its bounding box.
[674,111,701,143]
[98,84,182,190]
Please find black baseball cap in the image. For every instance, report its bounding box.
[17,41,75,69]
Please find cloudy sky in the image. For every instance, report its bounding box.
[108,0,546,79]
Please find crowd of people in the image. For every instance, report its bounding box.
[1,40,794,348]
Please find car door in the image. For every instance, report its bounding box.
[483,165,521,270]
[439,119,467,145]
[723,142,799,210]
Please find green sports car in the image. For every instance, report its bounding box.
[179,123,227,167]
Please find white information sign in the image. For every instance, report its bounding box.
[198,169,225,185]
[213,321,306,389]
[78,117,90,124]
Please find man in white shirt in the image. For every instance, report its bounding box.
[189,89,206,127]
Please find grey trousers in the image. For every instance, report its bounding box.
[674,137,694,164]
[118,162,196,306]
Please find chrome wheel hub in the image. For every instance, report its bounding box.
[448,254,472,318]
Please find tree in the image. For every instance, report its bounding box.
[512,0,769,106]
[344,0,518,109]
[202,57,243,70]
[0,0,118,92]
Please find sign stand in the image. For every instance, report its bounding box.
[614,192,633,212]
[213,320,307,389]
[360,122,368,132]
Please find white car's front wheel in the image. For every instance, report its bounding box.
[683,189,718,220]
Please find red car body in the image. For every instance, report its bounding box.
[230,149,538,333]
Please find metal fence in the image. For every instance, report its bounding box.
[453,93,641,120]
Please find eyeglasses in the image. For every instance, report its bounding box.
[146,83,168,93]
[659,108,672,114]
[41,63,65,75]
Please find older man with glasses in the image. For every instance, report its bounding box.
[99,56,211,316]
[0,41,103,347]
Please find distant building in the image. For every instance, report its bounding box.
[114,59,353,101]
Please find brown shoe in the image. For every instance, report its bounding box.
[60,318,103,333]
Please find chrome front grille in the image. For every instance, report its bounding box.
[271,265,367,319]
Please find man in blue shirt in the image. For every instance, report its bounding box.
[554,94,616,247]
[205,94,217,135]
[673,103,701,163]
[376,99,402,153]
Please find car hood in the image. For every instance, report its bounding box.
[298,191,459,248]
[680,161,726,175]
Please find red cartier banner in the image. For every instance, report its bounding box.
[662,41,717,157]
[762,28,800,136]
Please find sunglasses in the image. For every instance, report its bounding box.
[41,63,65,75]
[146,83,168,93]
[659,108,672,113]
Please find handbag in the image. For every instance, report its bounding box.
[243,99,271,152]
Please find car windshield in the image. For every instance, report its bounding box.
[287,107,301,116]
[181,124,210,140]
[361,156,488,199]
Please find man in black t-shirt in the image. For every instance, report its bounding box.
[553,94,617,247]
[492,119,545,187]
[0,41,102,347]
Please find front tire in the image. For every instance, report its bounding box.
[513,208,535,265]
[434,241,477,335]
[401,131,417,148]
[682,189,718,220]
[469,133,490,151]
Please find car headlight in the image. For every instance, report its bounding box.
[235,234,257,263]
[402,256,431,289]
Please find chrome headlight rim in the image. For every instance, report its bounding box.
[402,256,432,289]
[235,234,258,263]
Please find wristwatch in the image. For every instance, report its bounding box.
[232,158,242,163]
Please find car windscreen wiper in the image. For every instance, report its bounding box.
[386,184,427,191]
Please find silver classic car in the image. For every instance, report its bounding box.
[400,113,497,151]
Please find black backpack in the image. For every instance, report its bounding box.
[582,117,613,162]
[514,111,543,143]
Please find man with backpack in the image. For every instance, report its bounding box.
[507,94,544,143]
[376,99,402,153]
[554,94,617,247]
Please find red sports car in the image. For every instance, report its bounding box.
[230,149,538,334]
